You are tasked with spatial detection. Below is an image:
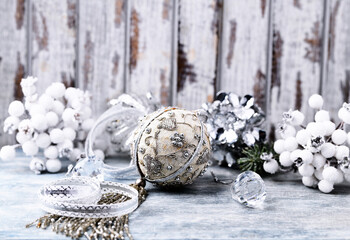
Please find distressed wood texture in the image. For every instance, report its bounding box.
[31,0,77,90]
[269,0,324,138]
[1,154,350,239]
[323,0,350,120]
[128,0,173,106]
[175,0,220,110]
[0,0,27,146]
[219,0,270,110]
[78,0,126,115]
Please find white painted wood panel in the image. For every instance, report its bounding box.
[220,0,270,110]
[269,0,324,139]
[0,0,27,146]
[175,0,220,110]
[323,0,350,121]
[31,0,77,90]
[78,0,126,115]
[128,0,173,106]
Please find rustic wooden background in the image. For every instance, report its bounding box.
[1,0,350,146]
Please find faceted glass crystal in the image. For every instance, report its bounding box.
[231,171,266,208]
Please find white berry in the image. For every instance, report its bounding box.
[281,125,296,139]
[312,153,326,169]
[291,110,305,125]
[71,98,83,110]
[62,108,75,122]
[318,180,333,193]
[82,118,94,131]
[64,87,78,102]
[296,129,311,146]
[8,100,25,117]
[279,151,293,167]
[335,145,349,160]
[314,110,330,122]
[300,150,313,164]
[46,82,66,99]
[338,107,350,124]
[298,164,314,177]
[46,159,62,173]
[263,159,279,174]
[63,127,76,141]
[38,94,54,110]
[16,131,31,144]
[50,128,65,144]
[290,149,302,161]
[22,141,39,156]
[29,103,46,116]
[80,107,92,120]
[331,129,347,145]
[283,137,298,152]
[46,111,59,127]
[44,146,58,159]
[31,114,48,131]
[314,167,324,180]
[274,139,285,154]
[302,176,317,187]
[64,119,79,130]
[0,145,16,161]
[18,119,34,135]
[321,143,336,158]
[58,139,73,150]
[308,94,324,109]
[29,157,45,174]
[307,122,326,137]
[344,174,350,182]
[322,121,336,136]
[52,100,65,115]
[334,169,344,184]
[4,116,20,132]
[322,166,339,183]
[35,133,51,148]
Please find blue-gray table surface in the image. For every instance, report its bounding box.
[1,154,350,240]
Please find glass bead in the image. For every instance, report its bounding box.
[231,171,266,208]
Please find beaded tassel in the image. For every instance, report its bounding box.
[26,180,147,240]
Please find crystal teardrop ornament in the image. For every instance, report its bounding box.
[231,171,266,208]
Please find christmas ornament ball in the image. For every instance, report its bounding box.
[131,108,211,186]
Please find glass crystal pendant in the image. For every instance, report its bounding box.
[231,171,266,208]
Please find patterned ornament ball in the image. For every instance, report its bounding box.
[131,108,211,186]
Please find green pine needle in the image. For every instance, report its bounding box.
[237,143,279,174]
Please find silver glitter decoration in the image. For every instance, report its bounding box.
[170,132,185,147]
[200,92,266,167]
[106,93,161,154]
[307,136,325,152]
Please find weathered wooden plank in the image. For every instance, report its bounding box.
[323,0,350,121]
[78,0,126,115]
[1,153,350,239]
[269,0,324,139]
[128,0,173,106]
[175,0,220,110]
[0,0,27,146]
[30,0,77,90]
[219,0,270,110]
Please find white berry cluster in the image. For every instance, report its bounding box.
[271,94,350,193]
[0,77,104,174]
